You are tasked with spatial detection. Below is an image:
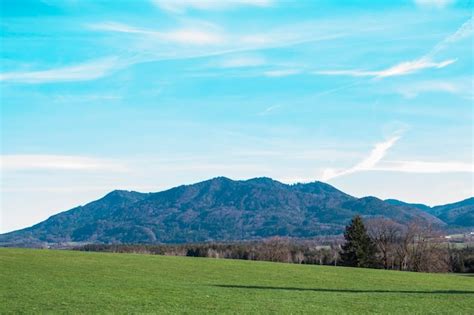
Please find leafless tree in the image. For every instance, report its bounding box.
[366,218,403,269]
[257,237,292,263]
[395,221,449,272]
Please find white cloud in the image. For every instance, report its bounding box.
[264,69,301,77]
[216,55,266,68]
[152,0,274,13]
[88,22,224,45]
[161,29,224,45]
[2,23,341,84]
[88,22,145,34]
[315,58,456,78]
[85,21,345,76]
[89,21,345,50]
[426,16,473,59]
[414,0,456,9]
[1,21,230,84]
[0,57,121,83]
[257,104,281,116]
[240,32,345,51]
[322,136,401,181]
[314,69,372,77]
[376,58,455,78]
[1,155,127,172]
[395,79,472,99]
[374,160,474,173]
[321,135,474,181]
[315,16,471,79]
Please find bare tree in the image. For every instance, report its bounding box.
[395,221,449,272]
[366,218,403,269]
[257,237,292,263]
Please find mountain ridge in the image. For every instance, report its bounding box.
[1,177,471,247]
[385,197,474,227]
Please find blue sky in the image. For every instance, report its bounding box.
[1,0,473,233]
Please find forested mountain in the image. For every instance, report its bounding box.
[1,177,467,247]
[386,197,474,227]
[429,198,474,227]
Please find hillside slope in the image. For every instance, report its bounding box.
[386,197,474,227]
[429,198,474,227]
[0,177,444,246]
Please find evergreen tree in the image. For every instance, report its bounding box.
[340,215,377,268]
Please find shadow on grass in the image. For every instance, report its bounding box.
[213,285,474,294]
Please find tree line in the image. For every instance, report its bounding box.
[75,216,474,273]
[340,215,460,272]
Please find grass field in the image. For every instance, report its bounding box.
[1,248,473,314]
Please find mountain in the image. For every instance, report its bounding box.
[0,177,450,247]
[429,198,474,227]
[386,197,474,227]
[384,199,431,212]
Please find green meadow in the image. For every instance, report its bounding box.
[1,248,473,314]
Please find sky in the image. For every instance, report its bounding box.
[0,0,473,233]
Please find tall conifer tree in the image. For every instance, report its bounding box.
[340,215,377,268]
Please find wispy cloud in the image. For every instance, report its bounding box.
[425,16,473,59]
[1,155,127,172]
[4,14,419,84]
[321,135,474,181]
[87,22,146,34]
[414,0,456,9]
[151,0,274,13]
[88,22,224,45]
[375,58,455,78]
[215,55,266,68]
[81,21,344,81]
[1,25,341,84]
[374,160,474,173]
[322,135,401,181]
[163,29,224,45]
[0,57,122,83]
[2,21,226,84]
[315,17,471,79]
[264,69,301,77]
[89,21,345,50]
[395,78,473,99]
[257,104,281,116]
[315,58,456,78]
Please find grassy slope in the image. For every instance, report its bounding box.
[1,248,473,314]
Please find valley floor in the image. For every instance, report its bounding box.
[0,248,473,314]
